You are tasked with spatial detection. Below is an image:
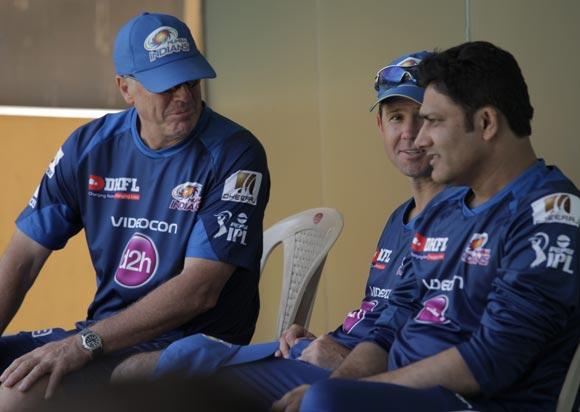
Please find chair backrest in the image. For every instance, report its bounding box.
[261,208,343,338]
[556,342,580,412]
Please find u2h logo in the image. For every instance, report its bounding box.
[115,233,159,288]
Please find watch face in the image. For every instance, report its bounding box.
[84,334,101,349]
[81,330,102,353]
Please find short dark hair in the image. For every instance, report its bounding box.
[418,41,533,137]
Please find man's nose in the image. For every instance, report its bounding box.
[401,118,423,141]
[415,123,430,149]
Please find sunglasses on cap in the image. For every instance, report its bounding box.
[373,64,420,91]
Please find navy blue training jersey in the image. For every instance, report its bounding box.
[388,161,579,411]
[329,187,465,350]
[16,105,270,346]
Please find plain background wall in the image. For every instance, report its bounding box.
[1,0,578,343]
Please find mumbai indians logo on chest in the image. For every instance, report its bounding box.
[221,170,262,206]
[461,233,491,266]
[144,26,190,62]
[170,182,203,212]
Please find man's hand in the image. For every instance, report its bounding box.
[0,335,91,399]
[275,324,316,358]
[271,384,310,412]
[297,334,350,370]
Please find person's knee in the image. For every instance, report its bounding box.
[110,351,161,383]
[0,377,48,412]
[301,379,349,412]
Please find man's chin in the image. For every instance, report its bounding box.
[168,121,196,139]
[431,170,454,185]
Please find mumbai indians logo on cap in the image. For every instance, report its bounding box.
[397,57,421,67]
[144,26,190,62]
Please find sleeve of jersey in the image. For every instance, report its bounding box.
[364,271,421,351]
[15,134,82,250]
[457,196,579,395]
[185,132,270,271]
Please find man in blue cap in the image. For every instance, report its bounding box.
[109,49,463,409]
[0,12,269,404]
[289,41,579,412]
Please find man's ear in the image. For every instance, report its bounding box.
[116,75,135,105]
[475,106,499,142]
[376,110,384,133]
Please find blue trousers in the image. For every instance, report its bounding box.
[218,357,331,409]
[300,379,508,412]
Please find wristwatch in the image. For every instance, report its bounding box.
[79,328,103,358]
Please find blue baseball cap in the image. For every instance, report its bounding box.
[113,12,216,93]
[370,50,432,111]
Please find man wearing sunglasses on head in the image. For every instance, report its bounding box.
[109,50,463,410]
[294,41,579,412]
[0,12,269,406]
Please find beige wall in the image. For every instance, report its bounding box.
[0,117,95,333]
[1,0,579,343]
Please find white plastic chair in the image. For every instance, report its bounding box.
[260,207,343,338]
[556,342,580,412]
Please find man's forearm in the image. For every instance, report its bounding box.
[0,230,51,334]
[89,259,234,353]
[331,341,388,379]
[365,346,480,396]
[0,285,27,335]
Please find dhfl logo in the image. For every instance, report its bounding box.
[411,233,426,252]
[411,233,448,261]
[371,248,392,270]
[87,175,141,201]
[88,176,140,192]
[88,175,105,191]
